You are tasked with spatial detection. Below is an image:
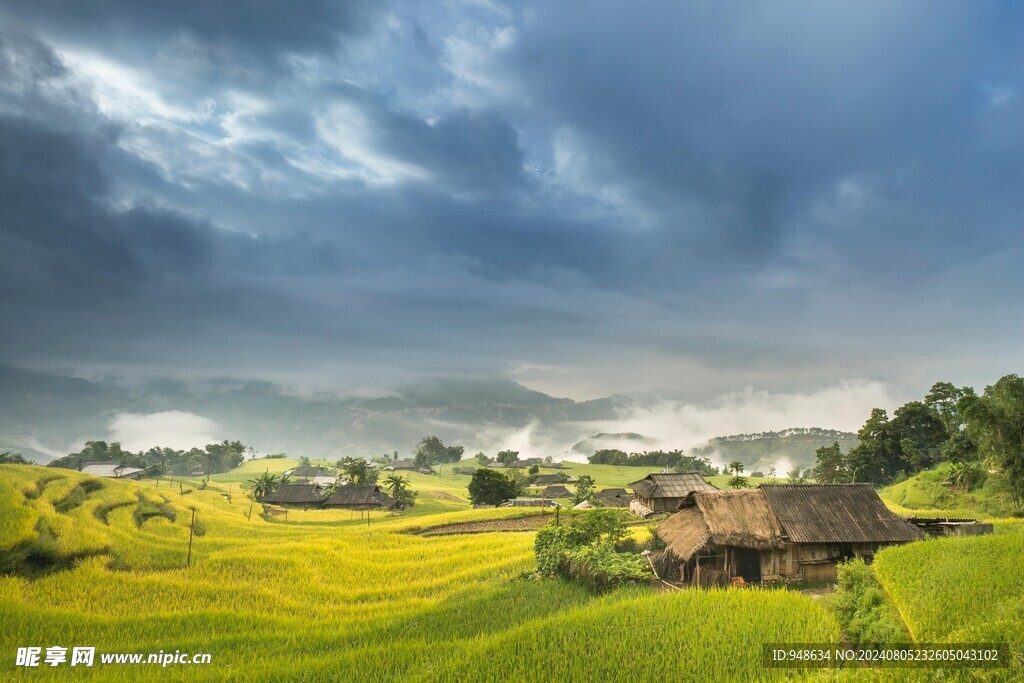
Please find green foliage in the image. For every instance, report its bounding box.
[569,475,595,505]
[467,469,517,506]
[828,559,910,645]
[0,451,28,465]
[727,475,749,489]
[336,457,379,486]
[961,374,1024,508]
[475,452,490,466]
[383,474,417,508]
[589,448,716,475]
[534,509,644,589]
[946,460,985,492]
[495,449,519,466]
[813,441,850,483]
[246,472,282,500]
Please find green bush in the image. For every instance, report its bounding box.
[534,510,650,589]
[828,558,910,644]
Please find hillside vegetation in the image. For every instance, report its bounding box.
[693,428,858,472]
[880,462,1021,518]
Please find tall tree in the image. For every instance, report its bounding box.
[413,436,464,468]
[961,375,1024,507]
[495,450,519,466]
[337,457,379,486]
[467,469,518,506]
[813,442,849,483]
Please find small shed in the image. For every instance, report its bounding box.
[542,485,573,499]
[262,483,327,507]
[321,485,397,510]
[629,472,718,514]
[907,517,994,537]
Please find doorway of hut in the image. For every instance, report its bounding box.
[733,548,761,583]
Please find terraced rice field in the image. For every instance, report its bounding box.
[1,464,845,681]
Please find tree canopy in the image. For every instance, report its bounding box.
[467,469,517,506]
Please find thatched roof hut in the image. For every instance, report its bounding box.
[262,483,327,506]
[321,485,397,510]
[629,472,717,513]
[655,484,923,585]
[657,490,784,562]
[542,485,573,499]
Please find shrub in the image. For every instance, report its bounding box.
[828,558,910,644]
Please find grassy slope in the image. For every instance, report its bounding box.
[879,462,1020,518]
[0,464,842,682]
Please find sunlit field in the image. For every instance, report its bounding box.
[1,464,845,681]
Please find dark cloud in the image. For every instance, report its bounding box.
[1,3,1023,399]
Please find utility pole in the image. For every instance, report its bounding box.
[187,508,196,567]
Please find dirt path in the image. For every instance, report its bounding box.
[416,515,552,536]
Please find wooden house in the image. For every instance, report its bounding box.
[655,484,924,586]
[629,472,718,514]
[321,485,397,511]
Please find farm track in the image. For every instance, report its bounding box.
[416,515,552,536]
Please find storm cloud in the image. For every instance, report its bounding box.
[1,1,1022,402]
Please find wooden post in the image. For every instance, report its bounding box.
[187,508,196,568]
[246,504,253,521]
[179,483,183,497]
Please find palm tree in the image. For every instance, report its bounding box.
[728,461,745,476]
[246,472,281,501]
[947,461,984,492]
[384,474,409,498]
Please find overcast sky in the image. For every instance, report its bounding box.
[1,1,1022,401]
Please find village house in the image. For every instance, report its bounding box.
[593,488,631,508]
[629,472,718,515]
[321,485,397,511]
[80,462,145,480]
[262,483,327,508]
[655,484,924,586]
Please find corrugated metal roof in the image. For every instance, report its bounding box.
[262,483,326,505]
[322,485,397,510]
[80,463,145,478]
[630,472,717,499]
[759,484,923,544]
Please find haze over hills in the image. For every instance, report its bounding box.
[0,365,855,469]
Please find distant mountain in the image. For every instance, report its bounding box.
[692,427,859,473]
[0,366,859,469]
[0,366,633,460]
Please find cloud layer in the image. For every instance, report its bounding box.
[2,2,1022,400]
